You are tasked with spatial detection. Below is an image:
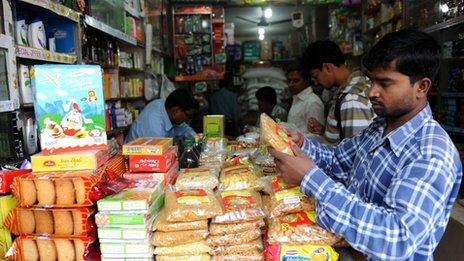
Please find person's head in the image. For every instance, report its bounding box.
[287,63,310,95]
[255,86,277,113]
[165,88,199,125]
[362,29,440,118]
[301,40,346,89]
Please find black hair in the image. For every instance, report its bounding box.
[165,88,199,111]
[362,29,441,84]
[301,40,345,72]
[287,61,310,82]
[255,86,277,106]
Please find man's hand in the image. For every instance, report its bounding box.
[269,145,316,186]
[307,118,324,135]
[284,128,304,147]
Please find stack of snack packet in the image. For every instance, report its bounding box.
[152,168,222,261]
[122,137,179,186]
[95,180,164,260]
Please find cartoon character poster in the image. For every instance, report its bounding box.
[32,65,107,154]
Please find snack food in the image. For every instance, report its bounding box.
[55,239,76,260]
[209,219,265,236]
[35,180,56,205]
[151,229,208,247]
[18,209,35,234]
[156,254,210,261]
[165,189,222,222]
[212,190,265,223]
[175,168,219,191]
[31,149,108,172]
[53,211,74,235]
[219,165,262,191]
[100,242,154,255]
[267,211,342,245]
[37,240,57,260]
[209,239,263,256]
[152,209,208,232]
[207,228,262,247]
[33,210,54,235]
[265,244,339,261]
[22,239,39,261]
[128,145,177,173]
[98,226,150,241]
[55,179,76,205]
[211,249,263,261]
[20,180,36,206]
[122,137,173,156]
[260,113,294,156]
[154,240,211,256]
[97,185,164,212]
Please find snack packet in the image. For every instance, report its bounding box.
[211,249,264,261]
[210,239,263,256]
[175,168,219,191]
[207,228,262,247]
[152,229,209,247]
[156,254,210,261]
[152,209,208,232]
[265,243,339,261]
[219,165,262,191]
[154,240,211,256]
[260,113,294,156]
[165,189,223,222]
[210,219,265,236]
[212,190,265,223]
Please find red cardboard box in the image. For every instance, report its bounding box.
[0,169,32,194]
[124,161,179,186]
[128,146,177,173]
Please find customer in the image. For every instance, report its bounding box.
[303,40,374,144]
[126,88,198,142]
[255,86,287,123]
[286,63,324,135]
[269,29,462,260]
[208,81,240,137]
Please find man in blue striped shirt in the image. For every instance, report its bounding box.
[269,30,462,260]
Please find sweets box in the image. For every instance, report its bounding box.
[100,240,153,255]
[98,226,150,241]
[124,161,179,186]
[31,149,109,172]
[32,65,107,155]
[128,146,177,173]
[122,137,173,156]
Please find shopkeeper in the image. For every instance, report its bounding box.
[270,29,462,260]
[125,88,199,142]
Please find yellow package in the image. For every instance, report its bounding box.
[268,244,339,261]
[152,209,208,232]
[151,229,208,247]
[219,165,262,191]
[175,168,219,191]
[154,240,210,256]
[260,113,294,156]
[212,190,265,223]
[165,189,223,222]
[156,254,210,261]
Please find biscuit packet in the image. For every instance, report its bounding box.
[267,211,342,246]
[154,240,211,256]
[5,235,98,261]
[210,239,263,256]
[212,190,265,223]
[207,228,262,247]
[175,168,219,191]
[152,209,208,232]
[151,229,209,247]
[265,243,339,261]
[211,249,264,261]
[156,254,211,261]
[219,165,262,191]
[260,113,294,156]
[5,207,95,237]
[210,219,265,236]
[165,188,223,222]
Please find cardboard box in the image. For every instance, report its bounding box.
[97,183,164,212]
[124,162,179,186]
[32,65,108,154]
[122,138,173,156]
[128,146,177,173]
[98,226,150,241]
[0,169,31,194]
[203,115,224,137]
[31,150,108,172]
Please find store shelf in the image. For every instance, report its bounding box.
[364,13,402,36]
[20,103,34,109]
[106,96,145,101]
[125,4,144,19]
[119,67,145,74]
[424,15,464,34]
[18,0,80,22]
[175,72,224,82]
[84,15,137,46]
[441,92,464,98]
[107,126,131,136]
[444,125,464,135]
[16,45,77,64]
[174,12,211,15]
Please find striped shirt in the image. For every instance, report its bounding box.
[300,104,462,260]
[324,71,375,144]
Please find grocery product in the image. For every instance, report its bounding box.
[128,146,177,173]
[156,254,210,261]
[0,228,13,258]
[152,209,208,232]
[100,241,154,255]
[267,211,342,245]
[0,169,32,194]
[123,137,173,156]
[175,167,219,191]
[260,113,294,156]
[6,208,94,237]
[32,65,108,154]
[209,239,263,256]
[209,219,265,236]
[97,184,164,212]
[204,115,224,137]
[207,228,262,247]
[151,229,208,247]
[265,244,339,261]
[98,226,150,241]
[165,189,223,222]
[124,161,178,186]
[211,249,263,261]
[30,149,109,172]
[154,240,211,256]
[212,190,265,223]
[219,165,262,191]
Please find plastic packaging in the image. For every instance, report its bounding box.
[207,228,262,247]
[219,165,262,191]
[175,168,219,191]
[260,113,294,156]
[212,190,265,223]
[267,211,342,245]
[265,244,339,261]
[210,219,265,236]
[151,229,208,247]
[210,239,263,256]
[211,249,264,261]
[152,209,208,232]
[5,207,94,237]
[156,254,210,261]
[165,189,223,222]
[154,240,211,256]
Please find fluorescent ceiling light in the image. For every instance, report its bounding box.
[264,7,273,19]
[440,3,449,13]
[258,27,265,35]
[259,34,265,41]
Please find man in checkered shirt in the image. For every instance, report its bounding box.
[270,30,462,260]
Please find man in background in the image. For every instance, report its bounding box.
[255,86,287,123]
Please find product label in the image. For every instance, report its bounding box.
[107,214,145,225]
[175,189,210,205]
[122,229,148,240]
[271,176,296,192]
[98,228,123,239]
[280,245,339,261]
[223,166,251,176]
[280,211,315,231]
[220,190,255,211]
[275,187,303,201]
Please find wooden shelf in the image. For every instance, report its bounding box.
[16,45,77,64]
[84,15,137,46]
[18,0,80,22]
[175,72,224,82]
[125,4,144,19]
